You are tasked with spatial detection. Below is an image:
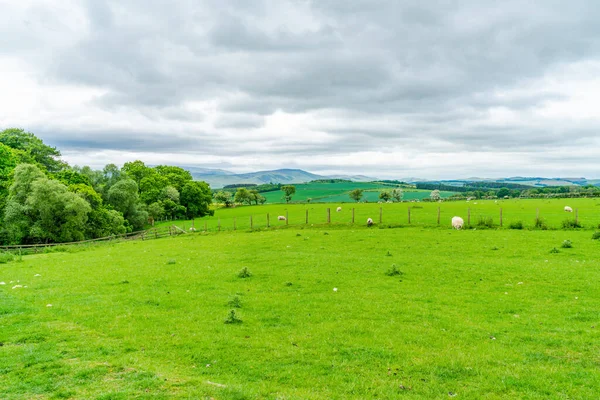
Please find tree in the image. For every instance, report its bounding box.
[154,165,193,191]
[379,191,392,202]
[180,181,213,218]
[430,190,441,201]
[281,185,296,203]
[213,191,234,207]
[4,166,91,243]
[391,188,403,202]
[147,202,165,224]
[497,188,511,198]
[0,128,66,172]
[121,160,152,186]
[349,189,364,202]
[139,173,169,204]
[107,179,148,231]
[235,188,252,205]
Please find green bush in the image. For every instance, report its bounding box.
[238,267,252,278]
[224,309,242,324]
[228,295,242,308]
[592,232,600,240]
[385,264,404,276]
[561,240,573,249]
[562,219,582,229]
[476,216,494,228]
[534,217,548,230]
[550,247,560,254]
[509,221,524,230]
[0,252,14,264]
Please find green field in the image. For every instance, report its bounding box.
[161,198,600,233]
[258,182,454,204]
[2,198,600,399]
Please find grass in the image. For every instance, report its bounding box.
[258,182,454,203]
[2,225,600,398]
[155,198,600,234]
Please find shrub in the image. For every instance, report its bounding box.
[167,259,177,265]
[550,247,560,253]
[228,295,242,308]
[385,264,404,276]
[0,252,14,264]
[509,221,524,230]
[561,240,573,249]
[592,232,600,240]
[238,267,252,278]
[386,251,393,257]
[476,216,494,228]
[224,309,242,324]
[284,282,293,287]
[562,219,582,229]
[534,217,548,230]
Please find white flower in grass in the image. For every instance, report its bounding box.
[333,288,338,292]
[46,304,52,307]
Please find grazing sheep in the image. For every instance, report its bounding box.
[564,206,573,212]
[336,207,342,212]
[367,218,374,226]
[452,216,464,230]
[278,216,286,221]
[189,227,196,232]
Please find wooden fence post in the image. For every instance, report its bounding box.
[305,209,308,224]
[250,215,253,229]
[267,213,270,228]
[575,208,579,225]
[352,208,355,224]
[408,207,411,224]
[468,208,471,226]
[327,208,331,224]
[437,207,441,225]
[286,211,288,225]
[536,208,539,220]
[379,207,382,224]
[500,208,503,227]
[218,218,221,232]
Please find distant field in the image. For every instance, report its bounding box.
[258,182,454,203]
[3,225,600,398]
[159,198,600,232]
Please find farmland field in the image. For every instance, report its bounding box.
[2,199,600,399]
[257,182,454,203]
[161,198,600,233]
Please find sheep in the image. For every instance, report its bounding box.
[189,227,196,232]
[367,218,374,226]
[336,207,342,212]
[564,206,573,213]
[278,216,286,221]
[451,216,464,230]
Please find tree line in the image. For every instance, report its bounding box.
[0,129,213,245]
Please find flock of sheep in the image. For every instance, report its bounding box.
[275,205,575,230]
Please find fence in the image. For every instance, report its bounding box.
[0,225,187,255]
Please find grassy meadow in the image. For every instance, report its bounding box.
[2,198,600,398]
[161,197,600,233]
[258,182,454,204]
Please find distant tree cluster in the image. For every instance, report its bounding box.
[0,128,213,245]
[310,179,352,184]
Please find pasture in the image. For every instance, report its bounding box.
[163,198,600,233]
[2,208,600,398]
[257,182,454,203]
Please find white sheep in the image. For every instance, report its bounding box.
[367,218,373,226]
[278,216,286,221]
[336,207,342,212]
[564,206,573,212]
[189,227,196,232]
[452,216,464,230]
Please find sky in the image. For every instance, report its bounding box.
[1,0,600,179]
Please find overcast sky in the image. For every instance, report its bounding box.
[1,0,600,179]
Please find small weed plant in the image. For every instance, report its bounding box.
[534,217,548,230]
[561,240,573,249]
[550,247,560,253]
[224,309,242,324]
[228,295,242,308]
[0,252,14,264]
[385,264,404,277]
[592,232,600,240]
[238,267,252,278]
[167,259,177,265]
